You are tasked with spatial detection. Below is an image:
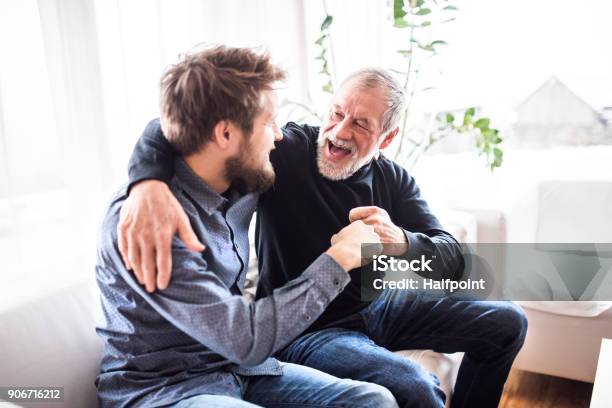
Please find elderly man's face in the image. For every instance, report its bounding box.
[316,81,390,180]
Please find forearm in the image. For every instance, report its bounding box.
[114,248,348,366]
[127,119,176,190]
[240,253,349,364]
[402,228,464,280]
[394,170,464,280]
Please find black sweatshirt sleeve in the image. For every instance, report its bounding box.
[392,166,465,281]
[127,119,177,191]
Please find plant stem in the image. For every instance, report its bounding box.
[322,0,338,89]
[409,127,452,170]
[394,6,416,162]
[286,100,322,122]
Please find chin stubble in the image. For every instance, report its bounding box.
[225,150,275,194]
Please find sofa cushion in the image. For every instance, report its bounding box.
[0,280,102,408]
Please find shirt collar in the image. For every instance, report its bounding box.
[173,158,227,215]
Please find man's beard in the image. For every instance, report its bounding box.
[225,144,275,195]
[316,128,373,181]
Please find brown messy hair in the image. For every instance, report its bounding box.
[160,45,286,155]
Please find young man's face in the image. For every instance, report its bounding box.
[317,81,388,180]
[226,90,282,193]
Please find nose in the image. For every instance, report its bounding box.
[333,117,352,140]
[273,123,283,142]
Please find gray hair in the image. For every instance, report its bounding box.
[340,68,406,134]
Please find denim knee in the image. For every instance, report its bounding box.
[393,373,446,408]
[349,381,398,408]
[497,302,529,351]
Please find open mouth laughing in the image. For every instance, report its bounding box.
[326,138,355,161]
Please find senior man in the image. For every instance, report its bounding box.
[119,68,527,408]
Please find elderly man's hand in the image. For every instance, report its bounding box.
[117,180,205,292]
[349,206,409,257]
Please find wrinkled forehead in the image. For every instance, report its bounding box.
[332,81,387,127]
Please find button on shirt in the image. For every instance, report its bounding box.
[95,158,350,407]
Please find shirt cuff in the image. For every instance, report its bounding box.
[401,228,434,260]
[301,253,350,302]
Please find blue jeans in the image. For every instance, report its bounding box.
[277,289,528,408]
[168,361,398,408]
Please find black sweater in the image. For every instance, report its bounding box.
[128,120,463,330]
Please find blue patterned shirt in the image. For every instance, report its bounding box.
[95,158,349,407]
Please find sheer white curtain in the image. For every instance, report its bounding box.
[0,0,314,308]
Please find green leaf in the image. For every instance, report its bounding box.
[443,5,458,10]
[446,113,454,123]
[314,35,327,45]
[394,0,407,20]
[474,118,490,130]
[418,43,435,52]
[394,18,409,28]
[421,21,431,27]
[414,0,425,7]
[481,128,495,138]
[441,17,456,24]
[463,108,476,125]
[493,147,503,158]
[431,40,447,46]
[397,49,412,57]
[492,152,503,168]
[321,15,333,31]
[393,0,411,29]
[416,8,431,15]
[322,81,333,93]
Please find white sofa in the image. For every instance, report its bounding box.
[0,277,463,408]
[513,180,612,382]
[0,281,102,408]
[460,180,612,382]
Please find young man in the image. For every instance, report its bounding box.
[95,46,398,408]
[120,68,528,408]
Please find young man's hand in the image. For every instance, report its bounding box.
[117,180,205,292]
[349,206,409,256]
[327,220,382,271]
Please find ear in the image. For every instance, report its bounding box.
[211,120,238,150]
[379,127,400,150]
